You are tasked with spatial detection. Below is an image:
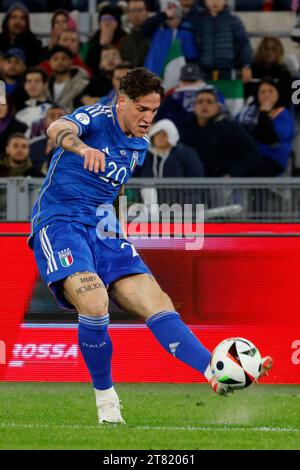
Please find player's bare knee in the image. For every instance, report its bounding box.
[76,296,109,317]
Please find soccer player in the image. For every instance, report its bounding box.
[28,68,272,424]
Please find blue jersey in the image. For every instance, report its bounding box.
[28,104,149,247]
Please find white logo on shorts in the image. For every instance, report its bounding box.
[75,113,90,125]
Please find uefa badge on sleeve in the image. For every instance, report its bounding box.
[130,151,139,172]
[58,248,74,267]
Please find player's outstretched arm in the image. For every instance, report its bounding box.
[47,118,105,173]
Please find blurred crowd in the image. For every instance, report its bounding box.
[0,0,299,180]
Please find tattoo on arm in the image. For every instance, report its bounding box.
[56,129,74,147]
[56,129,85,152]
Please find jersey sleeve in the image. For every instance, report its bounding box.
[63,105,104,137]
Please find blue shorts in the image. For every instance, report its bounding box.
[32,220,151,310]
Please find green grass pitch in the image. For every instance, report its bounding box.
[0,382,300,450]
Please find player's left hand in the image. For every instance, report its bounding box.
[80,147,106,173]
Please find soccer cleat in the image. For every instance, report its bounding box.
[257,355,273,382]
[96,395,126,424]
[209,376,233,397]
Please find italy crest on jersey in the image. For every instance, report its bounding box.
[130,151,139,172]
[58,248,73,267]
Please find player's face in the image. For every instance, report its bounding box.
[119,93,162,137]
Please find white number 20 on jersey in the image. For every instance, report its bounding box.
[99,161,127,187]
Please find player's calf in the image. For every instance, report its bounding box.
[63,271,122,422]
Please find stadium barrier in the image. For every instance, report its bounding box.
[1,177,300,222]
[0,222,300,384]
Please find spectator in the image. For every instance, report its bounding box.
[58,30,92,79]
[246,37,294,107]
[143,1,198,77]
[84,5,126,74]
[192,0,252,81]
[181,88,260,176]
[238,78,295,176]
[99,62,132,106]
[135,118,205,177]
[119,0,150,68]
[1,48,27,110]
[15,67,52,140]
[179,0,203,31]
[75,45,121,107]
[0,95,27,155]
[0,50,4,75]
[0,3,43,66]
[47,45,89,112]
[156,63,227,128]
[45,9,78,54]
[30,104,66,175]
[0,132,42,177]
[40,29,93,79]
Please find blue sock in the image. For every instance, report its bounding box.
[78,314,112,390]
[146,311,211,375]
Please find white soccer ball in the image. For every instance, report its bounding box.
[210,337,262,390]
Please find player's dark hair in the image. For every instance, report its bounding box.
[119,68,165,101]
[25,67,48,83]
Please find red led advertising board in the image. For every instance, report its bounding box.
[0,223,300,384]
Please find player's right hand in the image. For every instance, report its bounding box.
[80,148,106,174]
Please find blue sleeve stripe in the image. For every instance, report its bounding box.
[63,116,83,137]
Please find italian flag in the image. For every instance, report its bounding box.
[162,35,186,93]
[210,79,245,117]
[61,255,72,267]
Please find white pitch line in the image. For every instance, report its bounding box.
[0,423,299,433]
